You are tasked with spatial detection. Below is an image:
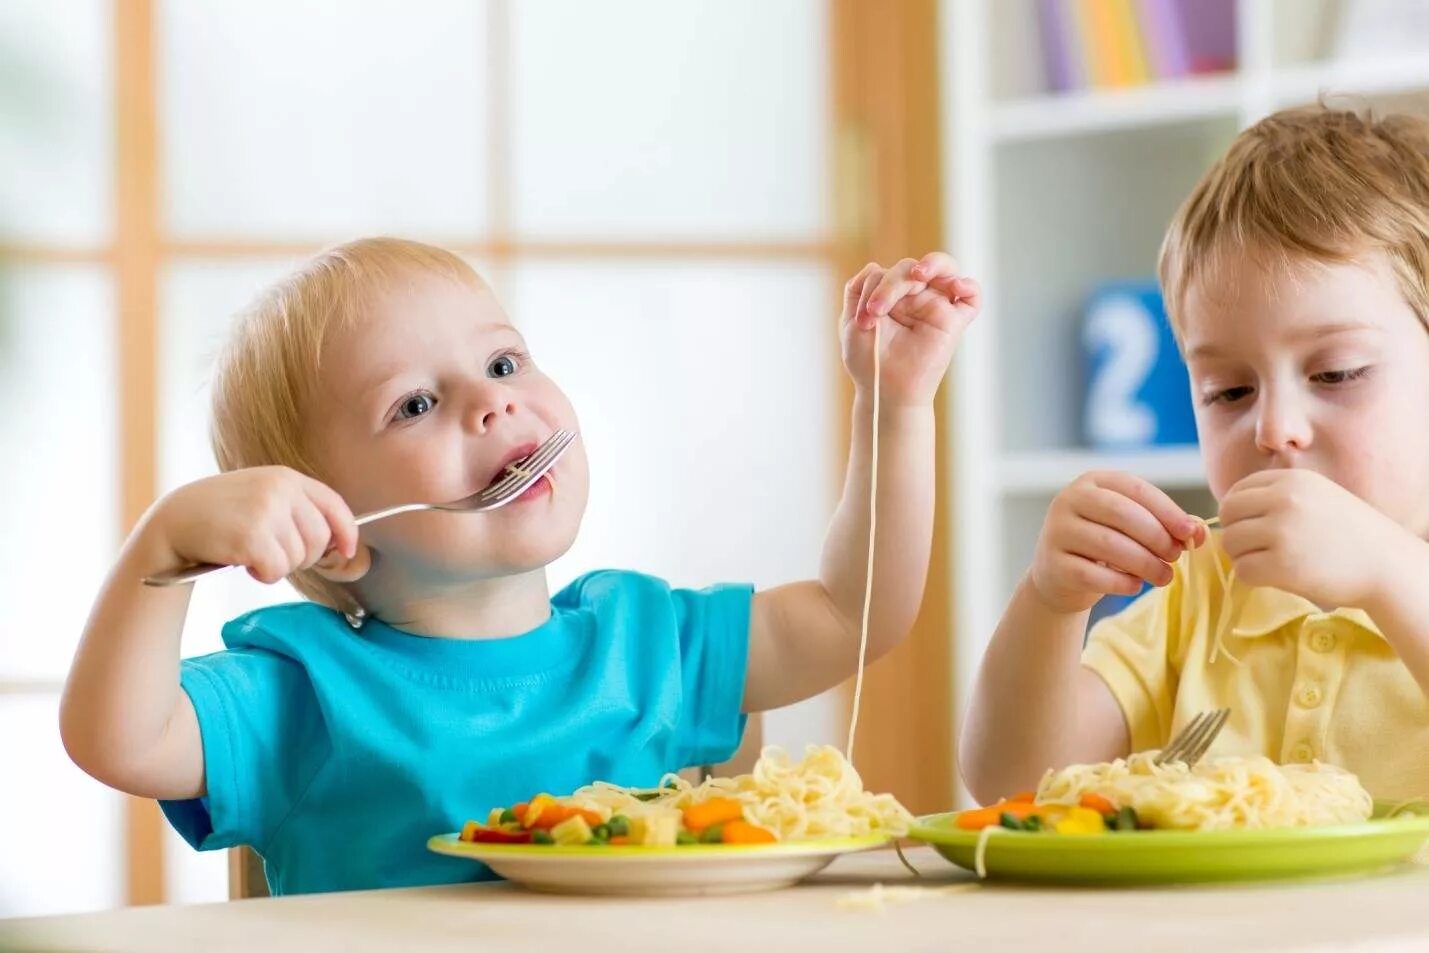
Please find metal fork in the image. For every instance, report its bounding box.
[142,429,578,587]
[1154,708,1231,767]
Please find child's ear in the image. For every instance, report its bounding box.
[314,543,371,583]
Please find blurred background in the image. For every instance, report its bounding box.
[2,0,1427,920]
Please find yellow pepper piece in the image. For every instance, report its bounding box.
[523,794,557,829]
[1054,806,1107,835]
[551,815,594,846]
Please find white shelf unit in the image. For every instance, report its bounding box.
[939,0,1429,802]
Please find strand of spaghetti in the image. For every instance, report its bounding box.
[846,318,880,764]
[1197,516,1245,666]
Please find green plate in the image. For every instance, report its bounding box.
[908,804,1429,885]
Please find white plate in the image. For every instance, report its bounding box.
[427,833,889,896]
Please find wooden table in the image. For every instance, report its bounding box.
[5,847,1429,953]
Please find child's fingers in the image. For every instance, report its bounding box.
[1057,553,1145,597]
[884,287,951,329]
[1223,468,1285,496]
[856,267,887,328]
[275,521,312,576]
[292,501,335,570]
[927,275,982,311]
[910,251,962,282]
[1087,471,1197,543]
[1063,520,1174,587]
[1219,515,1274,561]
[1218,485,1275,528]
[865,258,928,318]
[842,262,881,323]
[1073,486,1182,563]
[246,536,291,585]
[302,477,359,559]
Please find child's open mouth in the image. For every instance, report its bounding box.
[482,441,557,503]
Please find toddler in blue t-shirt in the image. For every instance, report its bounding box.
[60,238,979,894]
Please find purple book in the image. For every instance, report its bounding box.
[1037,0,1085,93]
[1137,0,1190,79]
[1175,0,1237,74]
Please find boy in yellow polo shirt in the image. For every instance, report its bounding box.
[961,104,1429,804]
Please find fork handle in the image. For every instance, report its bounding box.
[142,561,237,587]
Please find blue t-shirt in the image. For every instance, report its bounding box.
[160,570,751,896]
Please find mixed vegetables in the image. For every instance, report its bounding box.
[954,792,1144,834]
[458,793,778,847]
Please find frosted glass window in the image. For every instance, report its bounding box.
[163,829,230,907]
[159,0,489,238]
[508,259,842,749]
[509,0,829,241]
[0,266,116,680]
[507,259,836,590]
[0,0,111,244]
[0,695,124,917]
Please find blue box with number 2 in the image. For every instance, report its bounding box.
[1080,280,1198,450]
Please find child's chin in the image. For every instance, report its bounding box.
[444,523,581,576]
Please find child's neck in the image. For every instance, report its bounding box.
[357,568,552,639]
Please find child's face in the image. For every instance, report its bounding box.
[308,273,589,582]
[1182,248,1429,537]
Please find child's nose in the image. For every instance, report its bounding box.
[1253,391,1313,455]
[465,384,519,434]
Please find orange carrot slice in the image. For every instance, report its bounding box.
[721,820,777,844]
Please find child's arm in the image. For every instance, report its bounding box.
[742,253,979,712]
[1220,468,1429,693]
[60,467,359,799]
[959,471,1202,803]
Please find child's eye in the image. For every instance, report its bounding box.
[393,391,438,421]
[1202,385,1253,406]
[487,352,523,378]
[1311,366,1372,386]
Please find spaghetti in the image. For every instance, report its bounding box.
[574,744,913,842]
[846,318,880,762]
[1035,751,1373,831]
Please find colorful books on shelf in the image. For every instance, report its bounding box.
[1038,0,1236,94]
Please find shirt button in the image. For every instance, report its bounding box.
[1309,630,1336,653]
[1290,743,1315,763]
[1296,684,1323,709]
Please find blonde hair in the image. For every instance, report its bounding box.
[1159,103,1429,337]
[209,237,484,610]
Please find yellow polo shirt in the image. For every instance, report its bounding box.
[1082,537,1429,800]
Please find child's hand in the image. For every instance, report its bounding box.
[1219,469,1408,609]
[148,467,363,584]
[1030,471,1203,614]
[841,252,980,406]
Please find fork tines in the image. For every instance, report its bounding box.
[479,429,577,501]
[1155,708,1231,767]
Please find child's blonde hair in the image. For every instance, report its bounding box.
[1159,103,1429,337]
[210,237,484,610]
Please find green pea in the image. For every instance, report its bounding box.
[999,812,1025,831]
[498,807,519,825]
[532,830,555,845]
[676,832,699,846]
[607,816,631,837]
[591,824,611,842]
[700,824,726,844]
